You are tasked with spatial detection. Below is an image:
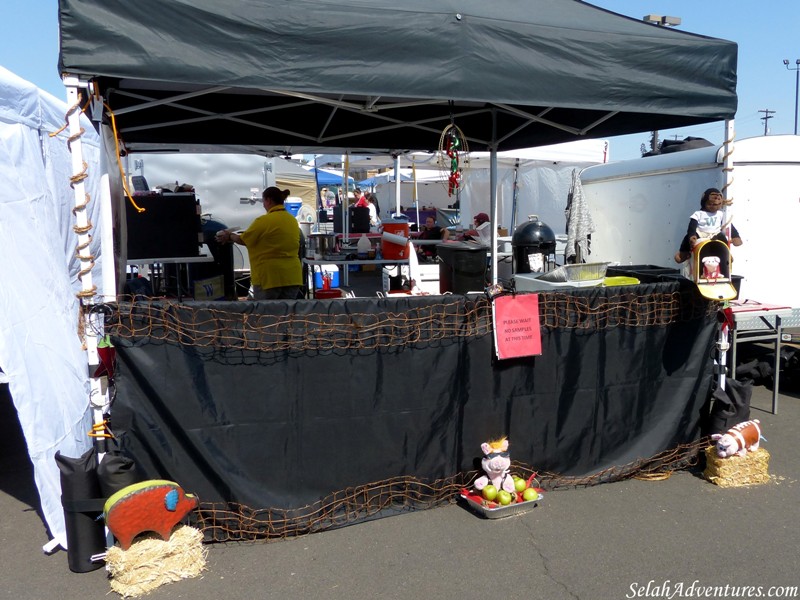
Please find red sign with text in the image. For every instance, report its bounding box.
[493,294,542,359]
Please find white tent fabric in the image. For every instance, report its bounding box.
[0,67,105,548]
[369,140,608,230]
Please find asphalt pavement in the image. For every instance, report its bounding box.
[2,381,799,600]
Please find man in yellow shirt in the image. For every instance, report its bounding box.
[216,187,303,299]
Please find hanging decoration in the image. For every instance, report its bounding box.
[437,123,469,196]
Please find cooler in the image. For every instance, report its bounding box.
[313,265,340,289]
[382,221,411,259]
[284,198,303,217]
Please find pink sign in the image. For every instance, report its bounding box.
[493,294,542,359]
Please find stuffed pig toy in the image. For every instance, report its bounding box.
[702,256,721,280]
[473,438,516,493]
[711,419,762,458]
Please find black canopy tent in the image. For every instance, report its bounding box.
[54,1,737,535]
[58,0,738,155]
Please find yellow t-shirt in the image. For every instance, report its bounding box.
[240,206,302,289]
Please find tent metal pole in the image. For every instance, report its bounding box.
[64,76,108,458]
[510,159,520,235]
[721,119,736,240]
[490,146,498,285]
[343,153,350,243]
[394,154,401,217]
[489,108,499,286]
[313,155,322,226]
[413,163,419,227]
[718,118,736,392]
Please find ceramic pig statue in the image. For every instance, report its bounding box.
[104,480,199,550]
[711,419,762,458]
[473,438,516,493]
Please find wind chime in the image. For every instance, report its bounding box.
[438,121,469,197]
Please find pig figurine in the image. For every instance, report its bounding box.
[711,419,762,458]
[104,479,199,550]
[702,256,721,280]
[473,438,516,493]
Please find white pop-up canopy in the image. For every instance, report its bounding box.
[0,66,108,549]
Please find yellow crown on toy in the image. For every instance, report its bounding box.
[487,437,508,451]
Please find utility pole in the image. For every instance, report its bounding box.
[642,15,682,154]
[759,109,775,135]
[783,59,800,135]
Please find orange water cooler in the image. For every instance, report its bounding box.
[381,221,411,259]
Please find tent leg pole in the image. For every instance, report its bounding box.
[64,77,108,461]
[489,145,498,286]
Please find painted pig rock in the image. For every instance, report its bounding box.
[473,437,516,493]
[103,480,199,550]
[711,419,762,458]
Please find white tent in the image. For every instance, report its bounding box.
[0,67,107,549]
[456,140,610,233]
[368,140,609,232]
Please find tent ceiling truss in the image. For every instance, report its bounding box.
[96,82,630,156]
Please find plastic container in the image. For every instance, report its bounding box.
[382,220,410,259]
[284,198,303,217]
[314,288,343,299]
[357,234,372,259]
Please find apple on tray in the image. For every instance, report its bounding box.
[481,484,498,502]
[522,487,539,502]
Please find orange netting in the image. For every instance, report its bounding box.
[95,289,714,353]
[193,437,708,542]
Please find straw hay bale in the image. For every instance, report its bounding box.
[106,525,207,598]
[704,446,770,487]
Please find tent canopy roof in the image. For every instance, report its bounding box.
[58,0,737,155]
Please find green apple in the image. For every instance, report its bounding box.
[522,487,539,502]
[497,490,513,505]
[514,477,528,493]
[481,484,498,501]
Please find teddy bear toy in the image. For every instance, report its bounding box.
[711,419,762,458]
[473,437,516,493]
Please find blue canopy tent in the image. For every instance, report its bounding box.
[359,171,413,188]
[306,167,355,187]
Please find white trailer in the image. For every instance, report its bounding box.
[579,135,800,309]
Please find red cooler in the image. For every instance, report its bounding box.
[381,221,410,259]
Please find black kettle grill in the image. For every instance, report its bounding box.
[511,215,556,274]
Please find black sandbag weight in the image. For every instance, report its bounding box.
[55,448,106,573]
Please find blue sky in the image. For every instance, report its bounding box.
[2,1,798,160]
